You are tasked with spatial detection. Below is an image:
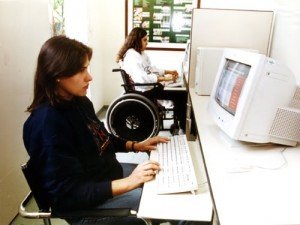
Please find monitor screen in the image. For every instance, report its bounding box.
[182,40,191,80]
[215,59,251,115]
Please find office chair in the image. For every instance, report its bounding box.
[106,69,179,142]
[19,159,151,225]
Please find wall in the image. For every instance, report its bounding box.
[87,0,125,111]
[201,0,275,10]
[0,0,50,224]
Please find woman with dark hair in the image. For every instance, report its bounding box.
[117,27,178,90]
[23,35,169,225]
[117,27,187,130]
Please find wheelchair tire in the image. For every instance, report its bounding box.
[106,93,160,142]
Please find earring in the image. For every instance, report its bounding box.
[56,79,60,82]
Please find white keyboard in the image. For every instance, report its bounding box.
[165,80,184,87]
[155,135,198,194]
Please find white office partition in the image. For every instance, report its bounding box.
[270,8,300,84]
[188,8,274,88]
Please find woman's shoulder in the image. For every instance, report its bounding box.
[123,48,143,64]
[23,104,61,139]
[31,103,56,117]
[26,104,64,126]
[125,48,140,57]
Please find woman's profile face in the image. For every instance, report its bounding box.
[141,35,148,51]
[57,58,92,100]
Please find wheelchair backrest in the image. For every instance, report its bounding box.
[120,70,135,92]
[112,69,135,93]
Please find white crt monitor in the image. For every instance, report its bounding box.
[208,49,300,146]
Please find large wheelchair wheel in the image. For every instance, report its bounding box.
[106,93,160,142]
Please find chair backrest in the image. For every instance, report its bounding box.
[21,159,51,212]
[113,69,135,92]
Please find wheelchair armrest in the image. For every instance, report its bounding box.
[19,191,137,219]
[133,83,159,86]
[122,82,160,88]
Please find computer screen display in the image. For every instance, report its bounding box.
[215,59,251,115]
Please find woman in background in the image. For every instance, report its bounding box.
[117,27,188,130]
[117,28,178,91]
[23,35,169,225]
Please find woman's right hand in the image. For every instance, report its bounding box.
[164,74,176,82]
[111,160,160,196]
[165,70,179,81]
[128,160,160,188]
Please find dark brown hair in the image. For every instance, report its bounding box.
[27,35,92,112]
[116,27,147,63]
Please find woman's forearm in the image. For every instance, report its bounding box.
[111,177,139,196]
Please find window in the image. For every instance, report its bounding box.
[50,0,65,35]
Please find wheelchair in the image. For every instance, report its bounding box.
[106,69,179,142]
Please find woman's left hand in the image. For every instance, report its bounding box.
[165,70,179,82]
[135,136,170,152]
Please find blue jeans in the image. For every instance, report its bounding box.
[67,188,145,225]
[66,163,145,225]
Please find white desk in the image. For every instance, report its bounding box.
[190,90,300,225]
[138,141,213,221]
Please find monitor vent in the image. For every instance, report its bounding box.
[269,107,300,142]
[289,87,300,109]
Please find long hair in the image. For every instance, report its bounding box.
[27,35,92,112]
[116,27,147,63]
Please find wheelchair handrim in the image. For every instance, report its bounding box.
[107,98,160,141]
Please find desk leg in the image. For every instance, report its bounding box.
[141,218,152,225]
[212,209,219,225]
[186,94,196,141]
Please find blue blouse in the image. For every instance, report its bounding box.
[23,96,127,212]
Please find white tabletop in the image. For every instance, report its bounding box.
[190,90,300,225]
[137,141,213,221]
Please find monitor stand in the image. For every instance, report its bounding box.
[218,130,273,148]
